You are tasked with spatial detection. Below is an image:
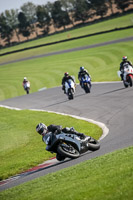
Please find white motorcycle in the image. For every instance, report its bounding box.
[65,79,76,100]
[117,64,133,88]
[23,81,30,94]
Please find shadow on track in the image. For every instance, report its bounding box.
[45,93,86,108]
[100,87,125,95]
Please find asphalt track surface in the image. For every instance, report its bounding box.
[0,36,133,190]
[0,82,133,191]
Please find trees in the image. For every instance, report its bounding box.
[114,0,131,12]
[4,9,20,42]
[18,12,31,39]
[106,0,115,15]
[59,0,74,26]
[21,2,38,37]
[0,0,132,46]
[72,0,90,23]
[0,13,13,46]
[36,5,51,35]
[51,1,71,30]
[90,0,108,18]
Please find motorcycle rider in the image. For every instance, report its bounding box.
[119,56,132,80]
[36,123,88,145]
[78,66,91,87]
[23,77,30,89]
[62,72,75,94]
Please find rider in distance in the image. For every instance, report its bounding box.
[119,56,132,80]
[62,72,75,93]
[78,66,91,87]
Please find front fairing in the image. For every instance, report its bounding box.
[24,81,30,89]
[123,65,133,81]
[81,75,91,84]
[65,79,75,93]
[46,132,81,153]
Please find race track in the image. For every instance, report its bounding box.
[0,82,133,190]
[0,36,133,66]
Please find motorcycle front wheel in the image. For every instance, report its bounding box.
[123,81,128,88]
[68,88,74,100]
[84,84,90,93]
[87,137,100,151]
[26,88,30,94]
[57,143,80,159]
[128,76,133,87]
[56,153,66,161]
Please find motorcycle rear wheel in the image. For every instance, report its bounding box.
[57,143,79,159]
[87,137,100,151]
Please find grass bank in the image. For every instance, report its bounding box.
[0,40,133,101]
[0,107,102,180]
[0,146,133,200]
[1,13,133,55]
[0,28,133,64]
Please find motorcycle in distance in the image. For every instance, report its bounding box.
[23,81,30,94]
[64,79,76,100]
[45,130,100,161]
[117,64,133,88]
[80,74,91,93]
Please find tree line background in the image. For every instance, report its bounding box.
[0,0,132,48]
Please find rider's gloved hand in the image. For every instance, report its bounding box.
[78,133,86,139]
[54,129,61,135]
[70,127,75,132]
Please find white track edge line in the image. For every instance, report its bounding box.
[0,105,109,140]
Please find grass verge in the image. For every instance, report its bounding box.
[0,146,133,200]
[0,28,133,64]
[0,107,102,180]
[1,13,133,54]
[0,40,133,101]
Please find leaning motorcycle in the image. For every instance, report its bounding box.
[80,74,91,93]
[45,131,100,161]
[117,64,133,88]
[23,81,30,94]
[65,79,76,100]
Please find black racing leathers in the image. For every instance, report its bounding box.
[120,61,132,71]
[61,76,75,92]
[42,125,85,144]
[78,70,90,80]
[78,70,91,87]
[62,76,75,85]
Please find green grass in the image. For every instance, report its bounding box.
[0,13,133,54]
[0,146,133,200]
[0,28,133,64]
[0,14,133,101]
[0,40,133,101]
[0,14,132,199]
[0,107,102,180]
